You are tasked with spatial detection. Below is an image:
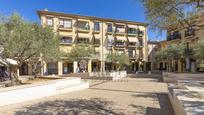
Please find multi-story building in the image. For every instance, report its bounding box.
[165,14,204,72]
[34,10,148,76]
[147,41,159,71]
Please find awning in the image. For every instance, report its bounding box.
[128,38,138,42]
[116,36,127,41]
[0,58,17,66]
[128,25,138,28]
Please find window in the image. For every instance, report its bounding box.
[167,31,181,41]
[138,30,144,37]
[77,21,89,30]
[138,40,143,46]
[47,17,53,26]
[139,50,143,58]
[60,37,72,44]
[94,22,100,31]
[77,38,90,44]
[128,49,135,58]
[59,19,72,28]
[107,23,112,32]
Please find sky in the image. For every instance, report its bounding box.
[0,0,166,41]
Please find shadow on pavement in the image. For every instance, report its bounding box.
[14,98,125,115]
[130,93,175,115]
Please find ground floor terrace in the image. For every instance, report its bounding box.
[150,59,204,72]
[19,60,148,76]
[0,76,175,115]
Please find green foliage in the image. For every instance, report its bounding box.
[0,12,60,63]
[106,52,130,70]
[0,12,61,77]
[67,45,96,61]
[155,44,185,61]
[140,0,202,31]
[193,39,204,62]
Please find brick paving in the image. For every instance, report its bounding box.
[0,76,175,115]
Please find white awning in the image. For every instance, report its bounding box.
[0,58,17,66]
[6,59,17,65]
[128,38,138,42]
[128,25,138,28]
[116,36,127,41]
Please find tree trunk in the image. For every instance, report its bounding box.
[10,66,22,85]
[9,66,15,86]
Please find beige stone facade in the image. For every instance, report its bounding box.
[164,14,204,72]
[31,10,149,75]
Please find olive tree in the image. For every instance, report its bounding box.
[106,52,130,71]
[0,12,60,83]
[140,0,204,31]
[193,39,204,63]
[155,44,185,71]
[67,45,96,72]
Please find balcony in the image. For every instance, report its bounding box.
[127,28,137,36]
[94,39,100,47]
[115,41,126,48]
[60,37,72,45]
[185,28,195,37]
[76,21,90,33]
[58,19,72,31]
[167,31,181,41]
[115,25,125,35]
[77,38,90,45]
[128,42,137,47]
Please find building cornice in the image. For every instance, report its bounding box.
[37,10,148,27]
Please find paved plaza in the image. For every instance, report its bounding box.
[0,76,175,115]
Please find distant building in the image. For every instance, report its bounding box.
[147,41,159,71]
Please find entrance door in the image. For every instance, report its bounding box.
[63,62,73,74]
[20,63,28,75]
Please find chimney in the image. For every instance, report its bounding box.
[44,8,48,11]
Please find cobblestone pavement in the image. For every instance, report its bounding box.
[0,76,175,115]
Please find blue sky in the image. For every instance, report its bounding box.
[0,0,165,41]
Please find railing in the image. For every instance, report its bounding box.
[115,43,126,47]
[89,71,127,79]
